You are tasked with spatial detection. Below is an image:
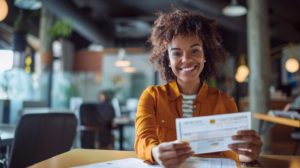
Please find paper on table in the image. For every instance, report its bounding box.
[176,112,251,154]
[71,157,237,168]
[180,157,237,168]
[71,158,162,168]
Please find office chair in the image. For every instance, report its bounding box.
[8,113,77,168]
[79,103,115,149]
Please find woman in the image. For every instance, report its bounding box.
[135,9,263,168]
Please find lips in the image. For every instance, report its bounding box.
[179,65,197,72]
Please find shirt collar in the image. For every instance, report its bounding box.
[168,79,209,103]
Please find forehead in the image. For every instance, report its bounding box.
[167,34,202,48]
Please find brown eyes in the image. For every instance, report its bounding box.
[173,52,181,56]
[172,50,199,56]
[192,49,199,53]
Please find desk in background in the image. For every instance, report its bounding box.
[28,149,300,168]
[253,113,300,135]
[113,117,134,150]
[240,98,296,142]
[0,124,16,146]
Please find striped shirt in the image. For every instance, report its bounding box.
[181,93,197,118]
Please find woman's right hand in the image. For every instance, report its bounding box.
[151,140,194,168]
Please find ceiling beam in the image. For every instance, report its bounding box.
[40,0,113,47]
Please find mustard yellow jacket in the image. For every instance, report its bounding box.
[134,80,240,164]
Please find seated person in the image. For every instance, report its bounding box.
[283,95,300,111]
[134,8,263,167]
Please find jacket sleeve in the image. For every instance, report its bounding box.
[222,94,241,162]
[134,87,160,164]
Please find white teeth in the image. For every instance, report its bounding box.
[181,66,196,71]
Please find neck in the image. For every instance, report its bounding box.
[176,78,202,95]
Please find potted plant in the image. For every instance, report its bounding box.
[0,71,13,123]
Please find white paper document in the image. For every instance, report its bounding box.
[180,157,237,168]
[71,157,237,168]
[71,158,161,168]
[176,112,251,154]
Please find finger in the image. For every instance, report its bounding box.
[228,143,260,153]
[162,157,180,166]
[237,130,261,140]
[231,149,256,158]
[159,141,189,151]
[161,151,194,168]
[178,151,194,162]
[232,135,263,147]
[159,147,191,160]
[165,163,180,168]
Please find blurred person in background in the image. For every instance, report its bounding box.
[283,95,300,111]
[134,8,263,168]
[98,91,112,104]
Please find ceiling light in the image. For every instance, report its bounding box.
[115,61,130,67]
[285,45,299,73]
[0,0,8,22]
[285,58,299,73]
[235,54,249,83]
[88,44,104,52]
[115,48,131,67]
[235,73,246,83]
[237,65,249,77]
[14,0,43,10]
[123,67,135,73]
[222,0,247,17]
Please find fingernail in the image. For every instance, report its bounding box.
[238,131,243,135]
[232,136,236,140]
[228,144,232,148]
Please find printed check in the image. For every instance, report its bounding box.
[176,112,251,154]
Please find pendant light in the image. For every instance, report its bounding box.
[115,48,131,67]
[285,45,299,73]
[0,0,8,22]
[222,0,247,17]
[123,67,135,73]
[235,54,249,83]
[14,0,42,10]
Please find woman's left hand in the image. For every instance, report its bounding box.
[228,130,263,163]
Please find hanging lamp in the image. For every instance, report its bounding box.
[115,48,131,67]
[285,45,299,73]
[222,0,247,17]
[0,0,8,22]
[235,54,249,83]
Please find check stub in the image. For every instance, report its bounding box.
[176,112,251,154]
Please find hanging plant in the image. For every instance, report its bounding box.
[48,18,74,39]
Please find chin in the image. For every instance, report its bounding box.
[178,76,200,83]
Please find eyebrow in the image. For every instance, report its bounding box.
[190,43,201,48]
[170,48,181,51]
[170,43,201,51]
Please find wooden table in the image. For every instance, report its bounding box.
[28,149,300,168]
[253,113,300,135]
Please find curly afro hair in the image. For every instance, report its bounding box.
[149,8,229,83]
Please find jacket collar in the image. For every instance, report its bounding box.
[169,79,209,103]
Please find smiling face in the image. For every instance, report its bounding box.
[167,33,205,84]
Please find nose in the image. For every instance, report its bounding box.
[182,52,192,63]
